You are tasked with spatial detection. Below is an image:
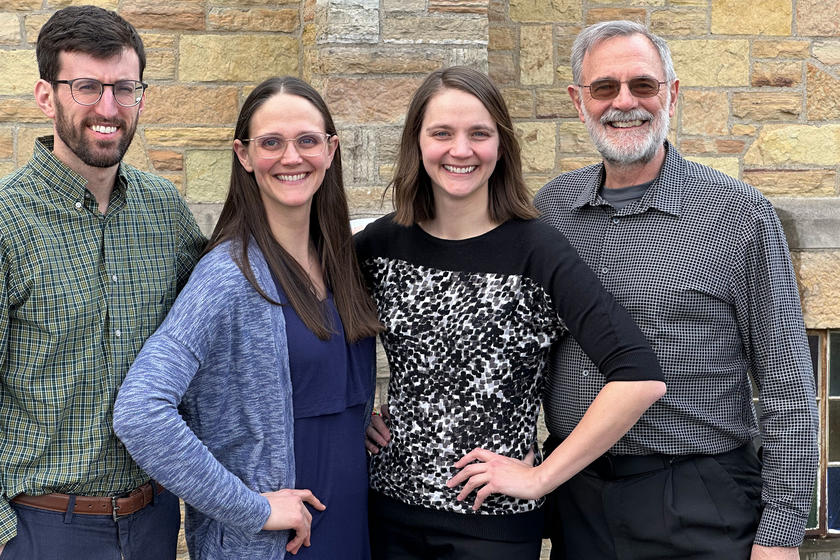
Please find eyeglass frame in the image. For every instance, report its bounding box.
[576,77,668,101]
[51,78,148,107]
[239,133,336,159]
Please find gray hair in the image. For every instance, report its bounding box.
[570,20,677,85]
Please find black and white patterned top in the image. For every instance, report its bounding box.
[356,216,661,521]
[534,142,819,548]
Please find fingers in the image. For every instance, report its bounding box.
[298,490,326,511]
[453,447,496,468]
[380,404,390,419]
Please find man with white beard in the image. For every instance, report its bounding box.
[533,20,818,560]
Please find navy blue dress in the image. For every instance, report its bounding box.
[272,277,374,560]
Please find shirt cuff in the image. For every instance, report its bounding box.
[754,504,807,547]
[0,499,18,545]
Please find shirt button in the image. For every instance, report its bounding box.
[74,201,82,209]
[601,267,609,274]
[115,329,121,338]
[112,274,118,282]
[582,369,589,377]
[611,216,620,225]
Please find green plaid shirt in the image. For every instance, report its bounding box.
[0,136,205,543]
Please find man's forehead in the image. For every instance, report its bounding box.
[581,33,664,77]
[57,48,140,77]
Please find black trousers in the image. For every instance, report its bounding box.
[545,443,763,560]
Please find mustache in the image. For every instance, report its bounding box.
[599,108,654,124]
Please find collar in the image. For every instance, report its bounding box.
[31,135,129,206]
[571,141,686,217]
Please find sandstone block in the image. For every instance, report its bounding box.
[745,125,840,166]
[0,99,48,123]
[375,126,402,166]
[520,25,554,86]
[47,0,118,7]
[185,150,231,203]
[509,0,580,23]
[0,50,38,95]
[536,88,579,119]
[711,0,791,35]
[558,122,599,155]
[179,35,298,82]
[731,123,756,135]
[813,41,840,65]
[0,162,15,176]
[559,157,600,173]
[670,40,749,87]
[142,86,239,125]
[680,138,715,154]
[669,0,706,5]
[743,170,835,197]
[160,173,185,195]
[429,0,487,14]
[208,8,298,32]
[488,51,516,86]
[796,0,840,36]
[685,156,740,179]
[314,46,444,75]
[716,139,746,154]
[806,64,840,121]
[752,40,810,59]
[121,0,205,31]
[16,127,55,167]
[630,0,666,5]
[209,0,299,5]
[145,127,234,148]
[5,0,42,9]
[325,77,423,125]
[650,10,706,36]
[149,150,184,172]
[446,47,488,70]
[383,0,426,10]
[347,186,391,215]
[524,175,556,197]
[323,0,379,44]
[145,50,176,80]
[0,128,13,159]
[489,26,515,51]
[732,92,801,121]
[340,126,378,187]
[0,13,21,45]
[141,34,176,49]
[23,13,49,43]
[516,122,556,173]
[122,139,151,172]
[751,61,801,87]
[680,91,729,135]
[383,15,487,44]
[791,251,840,328]
[502,88,534,118]
[586,8,645,25]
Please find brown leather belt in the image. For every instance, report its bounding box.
[11,481,163,522]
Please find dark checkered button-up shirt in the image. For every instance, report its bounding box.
[534,142,818,547]
[0,136,205,543]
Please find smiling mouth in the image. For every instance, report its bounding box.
[275,172,308,181]
[443,165,476,174]
[608,120,646,128]
[90,124,118,134]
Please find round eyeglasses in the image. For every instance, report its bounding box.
[240,133,334,159]
[52,78,148,107]
[577,77,667,101]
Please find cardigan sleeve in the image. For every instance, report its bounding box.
[113,251,272,534]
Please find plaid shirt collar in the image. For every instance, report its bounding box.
[571,140,685,218]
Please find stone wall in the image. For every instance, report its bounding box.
[2,1,839,555]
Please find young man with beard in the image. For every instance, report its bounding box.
[0,6,204,559]
[533,20,818,560]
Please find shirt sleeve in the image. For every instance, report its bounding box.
[0,244,18,545]
[173,195,207,293]
[732,200,818,547]
[533,226,663,383]
[113,258,271,534]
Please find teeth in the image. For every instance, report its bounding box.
[443,165,476,174]
[91,125,117,134]
[610,120,644,128]
[276,173,307,181]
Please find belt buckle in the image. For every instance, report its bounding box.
[111,495,121,522]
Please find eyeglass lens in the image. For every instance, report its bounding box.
[251,134,329,158]
[587,77,662,100]
[70,79,144,107]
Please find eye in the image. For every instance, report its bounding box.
[258,136,284,150]
[74,80,100,93]
[296,134,322,148]
[431,130,450,138]
[590,80,618,97]
[115,81,137,96]
[471,130,492,139]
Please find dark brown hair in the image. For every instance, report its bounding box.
[390,66,537,225]
[207,76,381,342]
[37,6,146,82]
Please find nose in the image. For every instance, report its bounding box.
[449,133,473,158]
[94,86,120,117]
[279,140,303,164]
[611,82,639,111]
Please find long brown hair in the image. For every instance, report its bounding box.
[390,66,537,225]
[207,76,381,342]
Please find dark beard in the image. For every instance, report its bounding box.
[54,101,136,168]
